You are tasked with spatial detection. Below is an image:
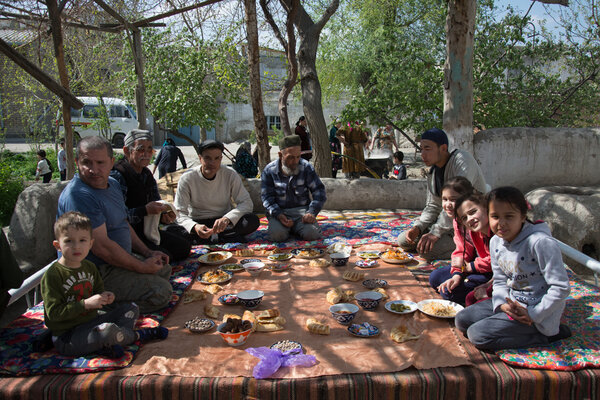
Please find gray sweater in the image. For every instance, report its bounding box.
[491,222,570,336]
[414,149,487,237]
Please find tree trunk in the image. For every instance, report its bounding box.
[47,0,75,178]
[244,0,271,171]
[132,29,148,130]
[443,0,476,153]
[285,0,339,178]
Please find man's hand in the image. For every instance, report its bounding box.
[146,201,168,215]
[212,217,231,234]
[160,210,176,224]
[84,294,109,310]
[501,298,533,325]
[473,281,491,301]
[149,250,169,266]
[302,213,316,224]
[137,255,165,274]
[277,214,294,228]
[416,232,439,254]
[194,224,213,239]
[405,226,421,245]
[437,275,462,295]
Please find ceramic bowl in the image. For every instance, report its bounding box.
[216,322,253,346]
[236,290,264,309]
[329,303,359,325]
[330,252,350,266]
[362,278,388,290]
[243,261,265,276]
[355,291,384,311]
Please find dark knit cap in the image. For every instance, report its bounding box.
[198,139,224,154]
[278,134,301,150]
[421,128,448,146]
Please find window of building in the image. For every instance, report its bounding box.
[267,115,281,131]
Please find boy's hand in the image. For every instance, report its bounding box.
[437,275,462,294]
[84,294,108,310]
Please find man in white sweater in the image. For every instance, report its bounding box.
[173,140,259,244]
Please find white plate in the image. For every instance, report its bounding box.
[198,270,233,285]
[357,251,381,259]
[417,299,464,319]
[198,251,233,265]
[385,300,418,315]
[268,253,293,261]
[381,253,413,264]
[291,248,325,259]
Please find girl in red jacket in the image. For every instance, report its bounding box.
[429,177,492,305]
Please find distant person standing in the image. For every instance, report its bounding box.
[152,138,187,179]
[337,121,368,179]
[58,139,67,181]
[295,116,312,161]
[329,121,343,178]
[35,149,52,183]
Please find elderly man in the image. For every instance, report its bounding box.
[261,134,327,242]
[398,128,487,260]
[173,139,259,244]
[57,136,172,313]
[110,129,191,261]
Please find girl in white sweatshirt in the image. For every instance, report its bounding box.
[455,186,571,350]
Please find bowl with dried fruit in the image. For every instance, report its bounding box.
[329,303,359,325]
[216,318,253,346]
[237,290,264,309]
[355,291,384,311]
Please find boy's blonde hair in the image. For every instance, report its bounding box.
[54,211,93,239]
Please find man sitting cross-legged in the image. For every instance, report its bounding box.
[261,134,327,242]
[110,129,191,262]
[57,136,172,314]
[173,139,260,244]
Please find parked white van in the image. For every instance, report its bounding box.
[57,97,139,147]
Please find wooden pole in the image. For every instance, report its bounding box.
[47,0,76,179]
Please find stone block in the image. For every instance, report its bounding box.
[526,186,600,276]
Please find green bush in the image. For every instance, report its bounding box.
[0,157,25,226]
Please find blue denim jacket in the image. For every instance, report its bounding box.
[260,158,326,218]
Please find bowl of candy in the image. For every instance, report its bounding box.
[329,303,359,325]
[355,291,384,311]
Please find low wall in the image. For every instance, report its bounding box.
[244,178,428,213]
[474,128,600,193]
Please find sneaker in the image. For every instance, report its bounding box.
[136,326,169,342]
[97,344,124,359]
[548,324,572,343]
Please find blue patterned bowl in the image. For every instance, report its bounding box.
[329,303,359,325]
[330,252,350,266]
[355,291,383,311]
[237,290,264,309]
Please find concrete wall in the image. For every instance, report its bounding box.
[474,128,600,192]
[244,178,428,213]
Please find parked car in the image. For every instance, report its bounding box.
[56,97,139,147]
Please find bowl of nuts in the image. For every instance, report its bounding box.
[216,318,253,346]
[270,340,303,354]
[184,317,215,333]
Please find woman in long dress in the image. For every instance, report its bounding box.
[337,122,367,179]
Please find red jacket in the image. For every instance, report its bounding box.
[450,219,492,276]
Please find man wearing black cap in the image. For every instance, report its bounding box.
[173,139,259,243]
[398,128,487,260]
[261,134,327,242]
